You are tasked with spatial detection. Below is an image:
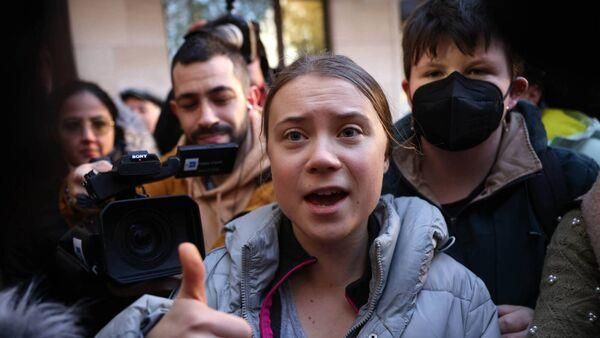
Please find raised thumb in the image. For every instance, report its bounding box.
[177,242,207,302]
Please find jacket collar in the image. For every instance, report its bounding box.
[392,111,543,206]
[222,195,449,336]
[271,216,378,310]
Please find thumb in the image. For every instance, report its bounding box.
[497,304,518,317]
[177,242,207,302]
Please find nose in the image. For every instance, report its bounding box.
[80,123,97,141]
[195,101,220,129]
[306,138,342,174]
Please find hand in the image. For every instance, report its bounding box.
[64,161,113,211]
[497,304,534,338]
[147,243,252,338]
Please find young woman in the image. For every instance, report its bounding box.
[98,54,500,337]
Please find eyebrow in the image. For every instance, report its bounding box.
[207,85,236,95]
[175,85,236,101]
[61,115,111,122]
[421,61,446,68]
[274,111,371,127]
[465,58,495,68]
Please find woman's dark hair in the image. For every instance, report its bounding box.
[51,80,125,161]
[263,54,394,154]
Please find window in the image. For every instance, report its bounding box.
[278,0,328,66]
[162,0,329,69]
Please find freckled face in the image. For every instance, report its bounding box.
[267,75,389,245]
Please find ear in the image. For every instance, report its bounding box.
[402,79,413,107]
[383,157,390,173]
[246,85,260,109]
[505,76,529,110]
[169,99,180,117]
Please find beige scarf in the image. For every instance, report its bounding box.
[184,109,270,247]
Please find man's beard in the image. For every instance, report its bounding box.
[189,118,249,148]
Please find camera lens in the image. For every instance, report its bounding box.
[127,223,160,256]
[114,209,173,270]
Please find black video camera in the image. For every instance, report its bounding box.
[59,143,238,284]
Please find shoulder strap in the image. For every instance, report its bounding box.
[527,148,571,240]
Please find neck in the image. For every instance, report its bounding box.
[421,126,503,204]
[292,224,368,288]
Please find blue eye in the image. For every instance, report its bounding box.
[285,130,304,141]
[339,127,360,138]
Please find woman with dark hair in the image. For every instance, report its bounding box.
[52,80,125,167]
[51,81,155,333]
[51,81,126,228]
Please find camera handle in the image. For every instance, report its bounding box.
[84,157,181,203]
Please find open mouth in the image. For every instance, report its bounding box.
[304,188,349,206]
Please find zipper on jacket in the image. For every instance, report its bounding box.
[240,244,252,323]
[344,242,384,338]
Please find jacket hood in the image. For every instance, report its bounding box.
[515,100,549,153]
[220,194,449,336]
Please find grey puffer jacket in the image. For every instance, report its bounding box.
[97,195,500,337]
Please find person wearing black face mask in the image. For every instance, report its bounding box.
[412,71,510,152]
[383,0,599,336]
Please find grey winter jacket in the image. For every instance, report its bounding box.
[97,195,500,337]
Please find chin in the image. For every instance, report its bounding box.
[304,222,359,244]
[77,157,91,166]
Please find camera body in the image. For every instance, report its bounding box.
[99,195,201,284]
[62,144,238,284]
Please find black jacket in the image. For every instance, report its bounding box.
[383,101,599,307]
